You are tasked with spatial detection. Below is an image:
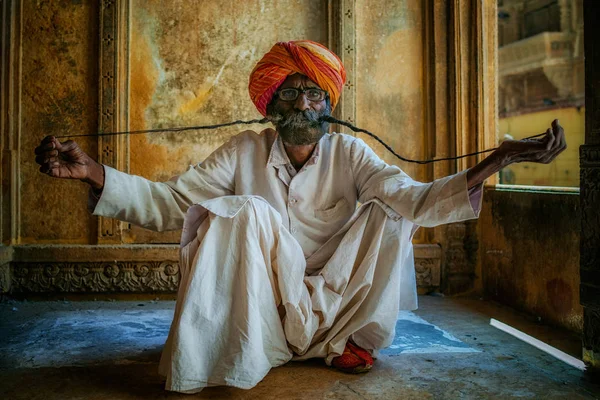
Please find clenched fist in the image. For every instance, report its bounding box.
[34,136,105,190]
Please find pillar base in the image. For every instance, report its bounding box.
[583,348,600,371]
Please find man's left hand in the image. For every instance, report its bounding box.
[496,119,567,167]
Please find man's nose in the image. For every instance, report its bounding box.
[294,93,310,111]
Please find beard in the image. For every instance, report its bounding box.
[269,102,331,145]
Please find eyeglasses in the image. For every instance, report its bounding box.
[275,88,327,102]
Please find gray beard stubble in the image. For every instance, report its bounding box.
[270,104,331,145]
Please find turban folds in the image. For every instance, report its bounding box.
[249,40,346,116]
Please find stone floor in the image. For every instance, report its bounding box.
[0,295,598,399]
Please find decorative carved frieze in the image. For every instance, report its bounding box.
[11,261,180,293]
[414,244,442,289]
[445,222,468,274]
[8,244,441,293]
[10,256,442,294]
[415,257,441,288]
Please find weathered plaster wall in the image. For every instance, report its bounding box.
[128,0,328,180]
[7,1,455,296]
[480,188,582,333]
[16,0,429,246]
[355,0,427,184]
[19,1,99,244]
[125,0,328,243]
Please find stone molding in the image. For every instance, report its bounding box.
[580,144,600,309]
[10,245,179,294]
[8,244,441,294]
[499,31,575,77]
[11,261,180,293]
[0,0,22,245]
[414,244,442,289]
[98,0,129,243]
[581,144,600,167]
[328,0,356,127]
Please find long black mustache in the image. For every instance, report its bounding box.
[54,116,546,165]
[270,109,324,128]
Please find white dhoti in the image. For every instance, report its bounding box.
[158,195,417,393]
[89,133,482,394]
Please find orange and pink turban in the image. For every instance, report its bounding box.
[249,40,346,116]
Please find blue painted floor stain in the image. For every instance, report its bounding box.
[380,311,478,355]
[1,305,476,368]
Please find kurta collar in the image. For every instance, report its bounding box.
[266,133,323,169]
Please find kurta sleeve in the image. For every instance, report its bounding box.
[350,137,483,228]
[90,136,238,232]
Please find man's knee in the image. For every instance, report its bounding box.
[235,197,281,223]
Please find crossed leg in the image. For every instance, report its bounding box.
[159,197,415,393]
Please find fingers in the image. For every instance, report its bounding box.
[35,136,65,176]
[543,127,555,151]
[34,136,56,155]
[34,149,58,162]
[552,119,567,151]
[34,137,78,166]
[54,139,77,153]
[540,119,567,164]
[39,163,61,178]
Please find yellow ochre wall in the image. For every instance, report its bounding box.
[499,107,584,187]
[10,1,432,246]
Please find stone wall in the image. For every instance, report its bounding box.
[1,0,493,296]
[479,187,582,333]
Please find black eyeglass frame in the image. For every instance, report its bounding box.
[274,87,328,102]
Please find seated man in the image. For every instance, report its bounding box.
[34,40,565,394]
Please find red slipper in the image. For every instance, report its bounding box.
[331,341,374,373]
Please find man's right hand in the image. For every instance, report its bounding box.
[34,136,105,190]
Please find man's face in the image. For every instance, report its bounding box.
[268,74,331,146]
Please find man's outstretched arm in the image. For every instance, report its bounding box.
[34,135,237,232]
[34,136,106,190]
[466,119,566,189]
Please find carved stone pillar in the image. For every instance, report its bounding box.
[439,0,497,294]
[559,0,573,33]
[581,0,600,374]
[328,0,356,128]
[98,0,129,243]
[543,62,574,99]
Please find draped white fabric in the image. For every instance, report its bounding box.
[158,196,416,393]
[90,129,483,393]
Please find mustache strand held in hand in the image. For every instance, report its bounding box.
[52,116,545,164]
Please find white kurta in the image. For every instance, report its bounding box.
[91,129,483,393]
